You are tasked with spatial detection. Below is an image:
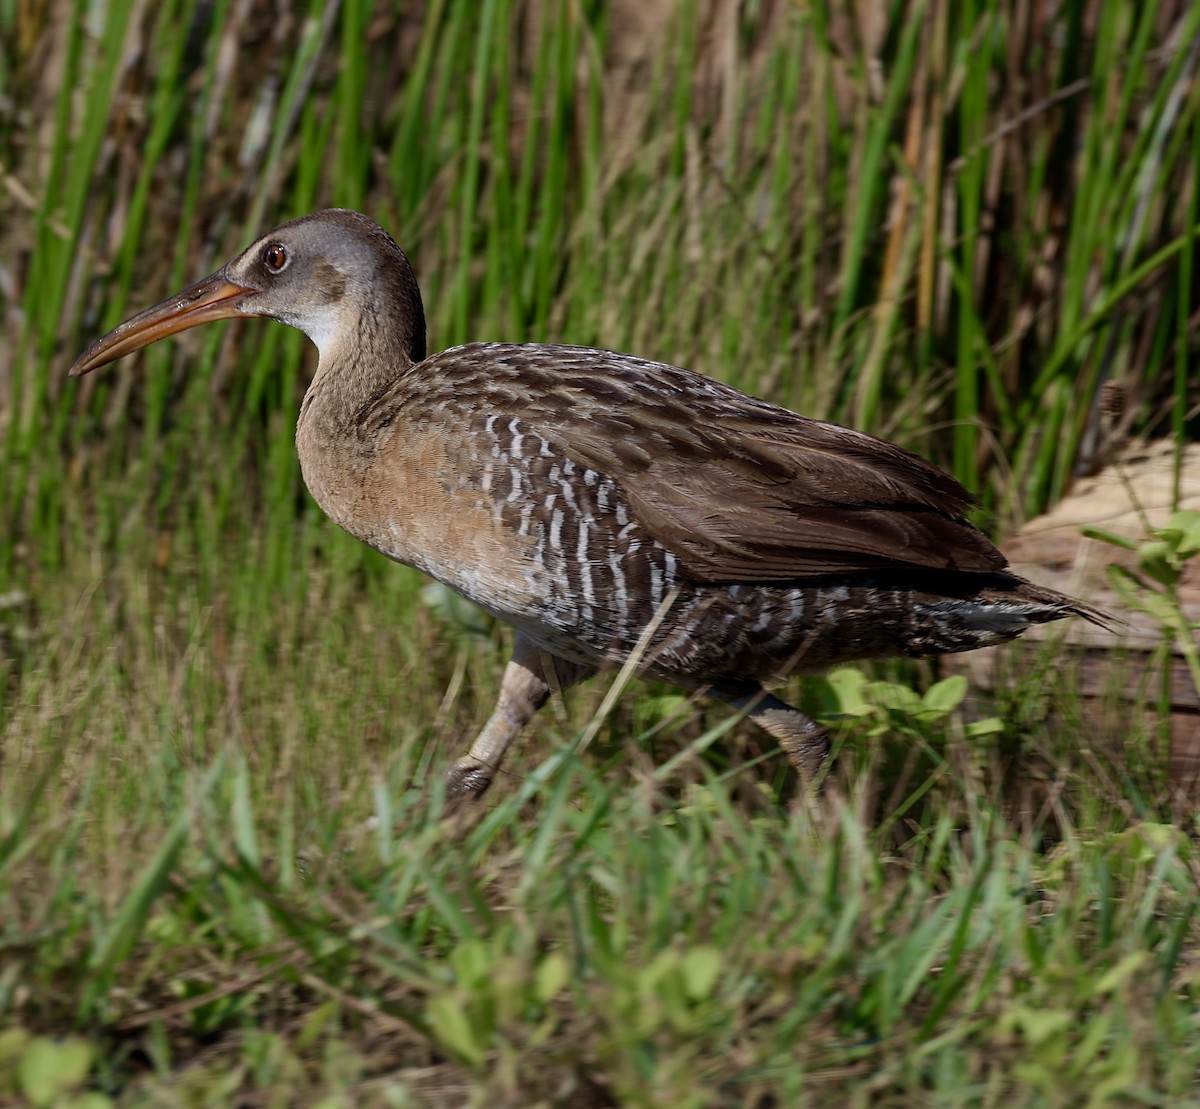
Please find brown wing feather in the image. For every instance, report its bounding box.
[382,343,1009,583]
[574,420,1007,581]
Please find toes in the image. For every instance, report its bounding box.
[445,760,494,799]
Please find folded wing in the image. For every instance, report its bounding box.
[523,354,1008,583]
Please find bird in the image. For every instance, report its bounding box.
[70,209,1104,799]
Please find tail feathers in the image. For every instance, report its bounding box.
[908,573,1115,656]
[986,576,1116,633]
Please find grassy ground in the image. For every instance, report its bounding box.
[2,0,1200,1103]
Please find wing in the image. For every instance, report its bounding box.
[553,405,1007,581]
[378,343,1009,583]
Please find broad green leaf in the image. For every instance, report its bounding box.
[680,946,723,1001]
[535,952,570,1003]
[426,995,485,1066]
[922,675,968,716]
[18,1038,92,1107]
[450,940,493,990]
[1136,539,1178,587]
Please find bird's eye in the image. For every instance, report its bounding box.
[262,243,288,272]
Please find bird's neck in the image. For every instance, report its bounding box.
[294,321,414,524]
[292,256,426,531]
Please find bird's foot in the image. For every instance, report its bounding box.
[444,758,494,801]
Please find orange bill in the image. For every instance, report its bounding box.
[69,271,256,377]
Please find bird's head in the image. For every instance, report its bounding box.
[69,209,426,378]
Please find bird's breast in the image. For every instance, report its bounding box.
[318,425,543,613]
[300,408,684,645]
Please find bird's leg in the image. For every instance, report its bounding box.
[718,688,831,792]
[445,634,593,799]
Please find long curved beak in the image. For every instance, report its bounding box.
[69,270,257,377]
